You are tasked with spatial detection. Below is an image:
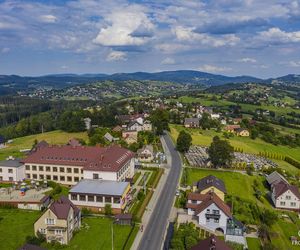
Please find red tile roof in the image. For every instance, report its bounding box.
[273,181,300,200]
[187,192,232,217]
[22,144,134,172]
[191,235,232,250]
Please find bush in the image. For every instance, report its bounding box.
[105,204,112,215]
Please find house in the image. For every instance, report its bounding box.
[224,125,240,133]
[142,120,152,131]
[112,125,123,132]
[271,181,300,211]
[34,197,81,245]
[184,118,199,128]
[211,113,220,119]
[266,171,288,186]
[69,179,130,214]
[103,132,119,142]
[192,175,227,201]
[127,121,143,132]
[137,145,154,162]
[0,157,25,182]
[122,130,138,144]
[22,144,135,185]
[186,192,231,234]
[83,117,91,130]
[0,135,6,149]
[234,128,250,137]
[191,235,232,250]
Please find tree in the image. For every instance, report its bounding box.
[105,204,112,215]
[260,209,277,227]
[208,136,234,167]
[150,109,169,135]
[176,131,192,152]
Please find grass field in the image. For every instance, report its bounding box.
[0,208,41,250]
[246,238,261,250]
[170,124,300,162]
[0,130,88,160]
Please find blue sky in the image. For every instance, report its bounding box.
[0,0,300,78]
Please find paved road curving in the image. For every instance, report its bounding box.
[137,132,182,250]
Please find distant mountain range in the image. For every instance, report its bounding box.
[0,70,299,94]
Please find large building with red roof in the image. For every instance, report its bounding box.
[22,144,135,186]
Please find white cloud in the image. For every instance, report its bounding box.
[258,28,300,43]
[198,64,232,73]
[1,47,10,53]
[161,57,175,65]
[289,61,300,67]
[106,51,127,61]
[39,15,57,23]
[238,57,257,63]
[93,5,154,46]
[173,26,240,47]
[61,65,69,69]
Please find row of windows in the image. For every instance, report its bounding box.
[117,161,130,179]
[0,168,13,173]
[27,174,82,182]
[0,176,14,181]
[70,194,121,204]
[25,165,82,174]
[280,201,297,207]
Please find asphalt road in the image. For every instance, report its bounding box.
[137,132,182,250]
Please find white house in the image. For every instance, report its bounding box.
[271,181,300,211]
[0,157,25,182]
[137,145,154,162]
[127,121,143,132]
[142,120,152,131]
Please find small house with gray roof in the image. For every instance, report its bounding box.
[69,179,131,214]
[0,157,25,182]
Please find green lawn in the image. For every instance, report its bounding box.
[246,238,261,250]
[185,168,269,205]
[0,130,88,160]
[170,124,300,162]
[0,208,41,250]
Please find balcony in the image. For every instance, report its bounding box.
[205,213,221,219]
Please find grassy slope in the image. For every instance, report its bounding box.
[0,130,88,160]
[170,124,300,162]
[246,238,261,250]
[0,209,41,250]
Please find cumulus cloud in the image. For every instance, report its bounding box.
[39,15,57,23]
[289,61,300,67]
[198,64,232,73]
[93,5,154,47]
[161,57,175,65]
[238,57,257,63]
[173,26,240,47]
[106,51,127,61]
[257,28,300,43]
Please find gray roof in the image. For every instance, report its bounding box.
[70,179,129,196]
[0,158,23,168]
[195,175,227,194]
[266,171,288,185]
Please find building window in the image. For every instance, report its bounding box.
[67,176,72,182]
[46,175,51,180]
[32,165,37,171]
[53,175,58,181]
[25,165,30,170]
[114,197,120,204]
[60,176,65,181]
[55,229,63,235]
[74,168,79,174]
[74,177,79,182]
[79,195,86,201]
[0,168,2,173]
[105,197,111,203]
[286,195,291,200]
[53,167,57,172]
[206,209,210,213]
[81,169,83,174]
[46,218,55,225]
[291,202,296,207]
[8,169,13,174]
[39,166,44,171]
[9,177,13,181]
[60,167,65,173]
[67,168,72,173]
[0,177,2,181]
[280,201,286,206]
[214,218,219,223]
[213,210,219,215]
[96,196,103,202]
[206,218,210,222]
[93,174,99,179]
[46,166,51,172]
[32,174,37,179]
[71,194,77,201]
[26,174,31,179]
[39,175,44,180]
[88,195,95,202]
[39,228,47,234]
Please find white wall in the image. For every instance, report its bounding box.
[0,165,25,182]
[83,170,117,181]
[275,189,300,209]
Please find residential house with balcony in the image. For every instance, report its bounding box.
[34,197,81,245]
